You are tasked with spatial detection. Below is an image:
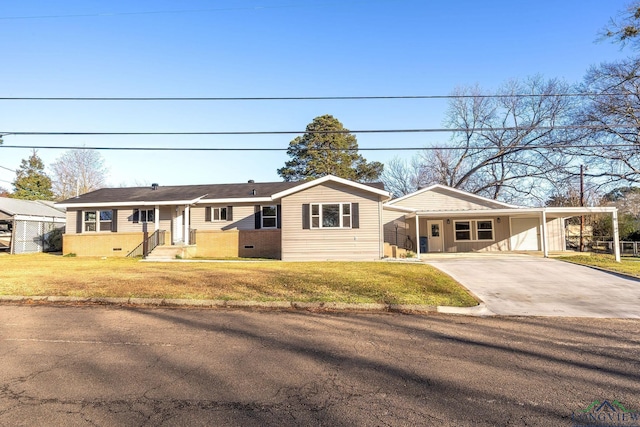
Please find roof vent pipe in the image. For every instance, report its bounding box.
[151,183,159,190]
[248,179,255,183]
[252,189,257,196]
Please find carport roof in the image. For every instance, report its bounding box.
[0,197,66,218]
[404,206,618,219]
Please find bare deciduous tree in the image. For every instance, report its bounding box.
[576,57,640,188]
[418,76,578,204]
[51,149,108,200]
[381,156,429,198]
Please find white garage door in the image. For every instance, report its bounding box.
[510,218,540,251]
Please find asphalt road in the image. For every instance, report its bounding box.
[1,305,640,426]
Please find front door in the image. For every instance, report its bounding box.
[427,220,444,252]
[173,209,183,244]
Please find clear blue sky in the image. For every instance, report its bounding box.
[0,0,631,188]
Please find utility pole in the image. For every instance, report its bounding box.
[579,165,585,252]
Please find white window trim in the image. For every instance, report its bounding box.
[84,210,113,233]
[310,202,352,229]
[211,206,228,222]
[135,208,155,224]
[453,219,495,242]
[261,205,278,229]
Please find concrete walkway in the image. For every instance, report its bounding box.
[424,255,640,318]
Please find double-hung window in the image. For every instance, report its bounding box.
[261,205,277,228]
[310,203,352,229]
[212,207,227,221]
[83,210,114,232]
[453,219,494,242]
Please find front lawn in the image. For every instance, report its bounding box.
[0,254,478,307]
[556,254,640,278]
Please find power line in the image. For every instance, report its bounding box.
[0,93,627,101]
[0,1,363,21]
[0,144,636,152]
[0,165,15,173]
[0,124,632,137]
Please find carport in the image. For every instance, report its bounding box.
[0,198,66,254]
[408,206,620,262]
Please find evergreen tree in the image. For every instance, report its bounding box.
[277,115,383,182]
[12,150,54,200]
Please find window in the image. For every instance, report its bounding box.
[453,220,494,242]
[262,205,277,228]
[84,211,97,232]
[310,203,352,229]
[99,210,113,231]
[133,208,155,223]
[454,221,471,241]
[84,210,113,232]
[477,220,494,241]
[212,207,227,221]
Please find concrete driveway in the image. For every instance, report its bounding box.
[425,255,640,318]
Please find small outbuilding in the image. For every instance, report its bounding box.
[0,197,66,254]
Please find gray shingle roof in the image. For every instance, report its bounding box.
[0,197,66,218]
[58,181,386,205]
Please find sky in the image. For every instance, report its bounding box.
[0,0,632,189]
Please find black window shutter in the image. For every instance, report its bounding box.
[276,204,282,229]
[76,210,83,234]
[205,207,211,222]
[133,209,139,223]
[227,206,233,221]
[352,203,360,229]
[111,209,118,232]
[254,205,261,229]
[302,204,310,229]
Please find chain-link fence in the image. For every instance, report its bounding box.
[11,219,65,254]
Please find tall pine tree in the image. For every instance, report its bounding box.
[12,150,54,200]
[277,115,383,182]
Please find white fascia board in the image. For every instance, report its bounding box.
[14,215,66,223]
[270,175,391,200]
[388,184,519,208]
[197,197,272,204]
[56,199,203,209]
[412,206,618,218]
[382,204,416,213]
[414,208,525,217]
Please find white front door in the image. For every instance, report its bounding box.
[173,209,183,244]
[427,220,444,252]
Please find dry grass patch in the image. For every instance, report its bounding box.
[557,254,640,278]
[0,253,478,306]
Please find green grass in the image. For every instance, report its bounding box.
[556,254,640,278]
[0,253,478,307]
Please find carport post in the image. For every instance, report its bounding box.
[540,210,548,258]
[415,215,420,259]
[612,210,621,263]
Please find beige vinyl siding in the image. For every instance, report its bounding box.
[415,216,510,253]
[391,187,505,211]
[66,209,79,234]
[281,182,383,261]
[546,217,566,251]
[382,209,410,247]
[191,204,259,231]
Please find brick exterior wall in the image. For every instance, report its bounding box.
[63,232,145,257]
[238,230,281,259]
